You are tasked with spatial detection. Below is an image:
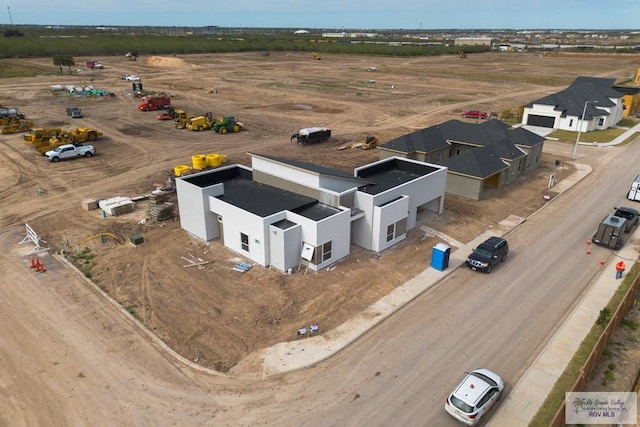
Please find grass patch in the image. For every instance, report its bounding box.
[621,318,638,331]
[604,370,616,382]
[67,247,96,278]
[547,127,627,144]
[529,262,640,427]
[0,59,56,78]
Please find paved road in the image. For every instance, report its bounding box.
[2,134,639,426]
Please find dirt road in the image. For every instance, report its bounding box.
[1,51,639,424]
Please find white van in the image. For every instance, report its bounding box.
[628,175,640,201]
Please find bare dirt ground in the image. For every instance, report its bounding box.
[1,50,639,382]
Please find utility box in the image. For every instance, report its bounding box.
[130,234,144,246]
[431,243,451,271]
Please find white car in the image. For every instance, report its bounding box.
[445,368,504,425]
[121,74,141,81]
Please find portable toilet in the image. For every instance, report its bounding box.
[431,243,451,271]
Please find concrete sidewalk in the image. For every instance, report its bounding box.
[488,239,638,426]
[230,124,640,424]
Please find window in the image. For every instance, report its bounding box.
[598,117,605,126]
[322,242,332,261]
[386,218,407,242]
[569,119,573,128]
[312,241,333,264]
[240,233,249,252]
[386,224,395,242]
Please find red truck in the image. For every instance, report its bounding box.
[138,95,171,111]
[86,60,104,69]
[461,110,488,119]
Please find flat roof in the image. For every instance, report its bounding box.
[356,158,441,195]
[186,166,340,220]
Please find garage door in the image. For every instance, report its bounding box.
[527,114,555,128]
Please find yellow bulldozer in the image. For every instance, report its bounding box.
[174,110,195,129]
[186,112,214,131]
[360,135,379,150]
[25,127,104,154]
[1,118,34,134]
[312,51,322,60]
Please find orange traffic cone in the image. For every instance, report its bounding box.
[586,240,591,245]
[586,249,591,255]
[30,256,37,269]
[600,259,605,265]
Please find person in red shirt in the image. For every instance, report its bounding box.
[616,261,626,279]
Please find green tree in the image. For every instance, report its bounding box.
[53,55,75,75]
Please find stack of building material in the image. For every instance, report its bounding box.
[98,196,135,216]
[149,203,174,221]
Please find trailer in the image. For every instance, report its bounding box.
[592,214,627,250]
[627,175,640,201]
[291,127,331,145]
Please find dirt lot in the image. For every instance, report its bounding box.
[1,51,639,375]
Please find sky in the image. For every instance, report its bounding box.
[3,0,639,30]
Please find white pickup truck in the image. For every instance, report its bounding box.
[45,144,95,162]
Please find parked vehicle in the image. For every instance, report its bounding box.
[627,175,640,201]
[44,144,95,162]
[186,112,214,131]
[138,95,171,111]
[155,108,177,120]
[461,110,488,119]
[212,115,244,134]
[593,214,627,249]
[86,60,104,69]
[465,236,508,273]
[66,106,83,118]
[613,206,639,233]
[291,127,331,144]
[122,74,141,81]
[445,368,504,425]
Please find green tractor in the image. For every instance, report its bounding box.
[213,115,243,134]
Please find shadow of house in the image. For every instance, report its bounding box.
[522,76,624,131]
[378,119,545,200]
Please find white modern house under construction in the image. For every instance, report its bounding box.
[176,153,447,273]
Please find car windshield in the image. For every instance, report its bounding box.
[471,371,498,387]
[474,247,494,258]
[450,395,474,413]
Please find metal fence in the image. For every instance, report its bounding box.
[548,272,640,426]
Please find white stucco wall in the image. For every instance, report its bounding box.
[176,179,224,241]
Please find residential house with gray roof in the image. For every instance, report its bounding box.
[378,119,545,200]
[522,76,624,131]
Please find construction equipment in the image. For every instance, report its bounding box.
[186,112,215,131]
[312,52,322,60]
[138,94,171,111]
[458,51,467,59]
[212,115,243,134]
[26,127,103,155]
[174,110,194,129]
[360,135,379,150]
[291,127,331,144]
[0,107,25,126]
[1,118,34,134]
[23,128,64,145]
[125,51,139,61]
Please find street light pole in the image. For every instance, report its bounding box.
[572,100,597,160]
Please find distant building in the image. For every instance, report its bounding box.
[455,37,492,46]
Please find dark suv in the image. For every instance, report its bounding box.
[66,106,83,118]
[466,236,509,273]
[614,206,639,233]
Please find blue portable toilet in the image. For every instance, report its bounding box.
[431,243,451,271]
